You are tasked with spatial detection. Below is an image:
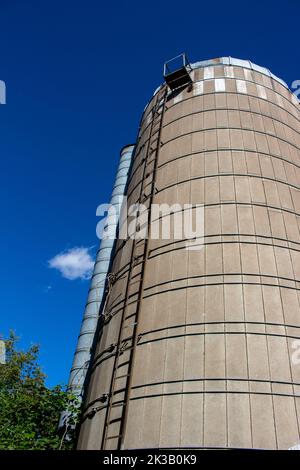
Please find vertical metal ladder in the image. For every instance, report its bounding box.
[101,85,168,449]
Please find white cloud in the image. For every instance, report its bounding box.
[48,247,94,280]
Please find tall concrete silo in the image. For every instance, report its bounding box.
[77,56,300,450]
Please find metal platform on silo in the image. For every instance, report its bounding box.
[163,53,193,90]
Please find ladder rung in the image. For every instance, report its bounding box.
[120,334,134,342]
[142,179,152,188]
[111,399,126,407]
[108,417,123,425]
[117,360,130,368]
[115,373,130,379]
[130,267,143,275]
[127,297,140,306]
[133,258,145,266]
[124,313,137,321]
[105,434,122,440]
[119,344,134,354]
[128,278,143,286]
[113,387,126,395]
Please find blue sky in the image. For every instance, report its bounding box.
[0,0,299,387]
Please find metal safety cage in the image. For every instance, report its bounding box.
[163,53,193,90]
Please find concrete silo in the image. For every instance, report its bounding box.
[77,56,300,450]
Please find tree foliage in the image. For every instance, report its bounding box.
[0,332,79,450]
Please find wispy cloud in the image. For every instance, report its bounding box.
[48,247,94,280]
[43,285,52,293]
